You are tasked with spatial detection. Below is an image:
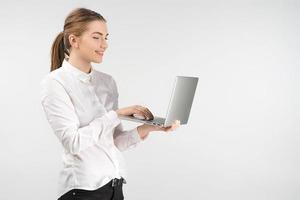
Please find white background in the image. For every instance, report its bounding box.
[0,0,299,199]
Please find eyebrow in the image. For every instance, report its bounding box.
[92,32,109,36]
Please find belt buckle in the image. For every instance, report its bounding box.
[112,177,127,187]
[112,178,117,187]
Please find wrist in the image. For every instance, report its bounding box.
[137,125,150,140]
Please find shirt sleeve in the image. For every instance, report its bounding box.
[40,76,121,155]
[111,77,144,152]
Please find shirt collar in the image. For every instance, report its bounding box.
[62,59,95,83]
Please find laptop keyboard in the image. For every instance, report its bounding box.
[152,117,166,124]
[135,116,165,124]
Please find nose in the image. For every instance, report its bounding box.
[101,38,108,50]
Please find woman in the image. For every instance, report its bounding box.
[40,8,180,200]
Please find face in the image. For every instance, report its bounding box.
[69,20,109,63]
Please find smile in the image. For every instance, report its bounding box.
[95,51,104,56]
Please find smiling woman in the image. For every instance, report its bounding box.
[41,7,180,200]
[50,8,108,72]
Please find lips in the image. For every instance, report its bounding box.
[95,50,104,56]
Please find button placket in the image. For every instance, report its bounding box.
[81,78,121,172]
[89,84,105,109]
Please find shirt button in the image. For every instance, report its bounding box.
[72,192,76,195]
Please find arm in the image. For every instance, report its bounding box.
[111,78,179,151]
[113,123,145,152]
[111,78,148,151]
[40,76,121,155]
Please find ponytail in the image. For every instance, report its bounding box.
[50,32,66,72]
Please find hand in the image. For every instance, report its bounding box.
[116,105,154,120]
[148,120,181,132]
[137,120,181,140]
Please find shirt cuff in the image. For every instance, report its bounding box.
[105,110,121,127]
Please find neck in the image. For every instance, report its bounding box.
[68,53,92,74]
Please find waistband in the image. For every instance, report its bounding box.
[58,177,127,200]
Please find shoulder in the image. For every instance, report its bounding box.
[40,66,74,88]
[40,67,70,101]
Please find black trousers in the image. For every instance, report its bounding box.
[57,178,125,200]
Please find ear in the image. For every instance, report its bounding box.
[68,34,80,49]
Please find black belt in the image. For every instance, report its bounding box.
[111,177,127,187]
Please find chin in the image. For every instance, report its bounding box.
[92,58,103,64]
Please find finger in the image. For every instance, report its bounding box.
[140,107,153,120]
[137,106,153,120]
[144,108,154,119]
[134,107,146,117]
[173,123,180,129]
[172,120,181,129]
[165,123,179,132]
[174,120,181,125]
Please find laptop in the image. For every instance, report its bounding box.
[119,76,198,127]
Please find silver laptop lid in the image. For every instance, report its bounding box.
[164,76,198,126]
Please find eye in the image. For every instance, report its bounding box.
[93,37,108,41]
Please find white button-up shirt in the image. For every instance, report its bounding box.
[40,59,143,199]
